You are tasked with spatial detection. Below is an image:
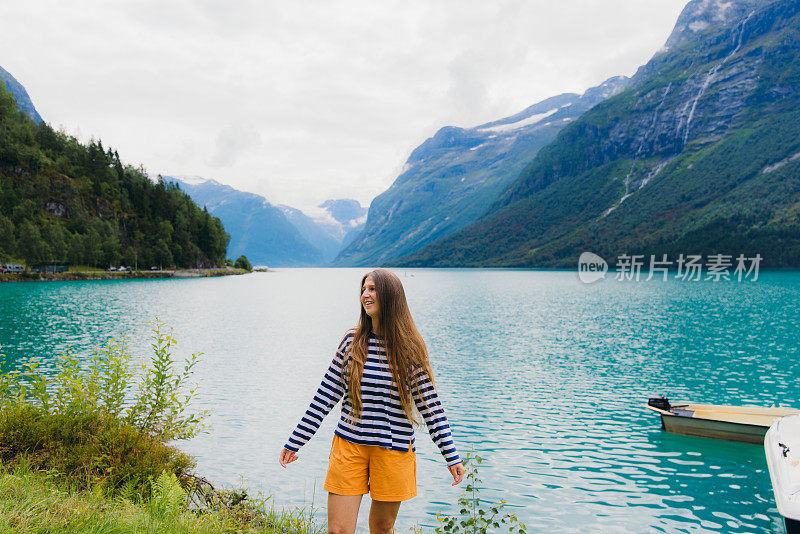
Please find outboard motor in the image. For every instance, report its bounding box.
[648,397,671,412]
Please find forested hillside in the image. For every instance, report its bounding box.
[0,82,228,269]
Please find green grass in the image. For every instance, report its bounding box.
[201,268,247,277]
[0,460,323,534]
[68,265,107,273]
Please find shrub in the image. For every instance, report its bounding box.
[0,403,194,500]
[234,255,252,271]
[0,320,329,532]
[434,453,526,534]
[125,321,207,441]
[0,319,208,441]
[0,318,206,499]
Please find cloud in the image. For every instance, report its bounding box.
[208,122,262,168]
[0,0,689,212]
[445,53,491,126]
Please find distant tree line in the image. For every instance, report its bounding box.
[0,82,229,269]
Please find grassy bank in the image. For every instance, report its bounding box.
[0,268,248,282]
[0,461,320,534]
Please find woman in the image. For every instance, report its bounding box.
[279,269,465,534]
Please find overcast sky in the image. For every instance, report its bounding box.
[1,0,688,215]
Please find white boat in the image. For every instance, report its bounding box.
[646,398,800,445]
[765,415,800,534]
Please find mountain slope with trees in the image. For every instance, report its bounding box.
[0,67,42,123]
[0,80,228,269]
[398,0,800,268]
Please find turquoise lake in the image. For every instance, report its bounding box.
[0,268,797,533]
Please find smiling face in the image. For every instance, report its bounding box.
[361,274,379,320]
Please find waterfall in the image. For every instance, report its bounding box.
[602,83,672,218]
[682,11,755,147]
[602,10,755,219]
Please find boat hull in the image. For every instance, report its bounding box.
[764,414,800,530]
[647,401,799,445]
[660,413,768,444]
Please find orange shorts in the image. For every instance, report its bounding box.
[324,434,417,501]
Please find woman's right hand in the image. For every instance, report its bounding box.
[279,448,298,468]
[448,462,465,485]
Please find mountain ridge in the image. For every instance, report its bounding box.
[332,75,629,266]
[166,176,365,265]
[278,200,365,263]
[396,0,800,268]
[164,176,323,266]
[0,66,42,123]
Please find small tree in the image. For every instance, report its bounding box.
[234,255,252,271]
[0,214,15,260]
[18,220,50,268]
[435,453,526,534]
[41,221,67,262]
[126,319,207,441]
[1,318,208,442]
[155,239,173,270]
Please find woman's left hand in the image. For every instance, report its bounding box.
[448,462,465,486]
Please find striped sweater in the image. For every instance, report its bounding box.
[284,329,461,467]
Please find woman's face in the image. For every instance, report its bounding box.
[361,275,379,320]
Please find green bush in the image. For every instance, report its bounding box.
[0,403,194,500]
[125,321,207,441]
[0,319,208,441]
[234,255,252,271]
[0,318,206,499]
[0,320,329,532]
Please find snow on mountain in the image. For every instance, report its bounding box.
[478,108,560,133]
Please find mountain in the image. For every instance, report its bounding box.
[0,66,42,123]
[398,0,800,268]
[277,205,341,263]
[331,76,629,266]
[165,176,323,266]
[0,83,228,269]
[279,199,366,263]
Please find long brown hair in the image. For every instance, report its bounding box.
[344,269,434,425]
